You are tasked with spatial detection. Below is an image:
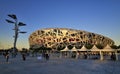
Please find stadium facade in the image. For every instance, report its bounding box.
[29,28,114,49]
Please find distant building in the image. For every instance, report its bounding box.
[29,28,114,50]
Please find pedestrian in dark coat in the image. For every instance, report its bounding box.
[22,53,26,61]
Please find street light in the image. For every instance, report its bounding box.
[6,14,26,57]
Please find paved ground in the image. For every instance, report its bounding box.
[0,54,120,74]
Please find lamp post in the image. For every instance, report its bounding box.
[6,14,26,57]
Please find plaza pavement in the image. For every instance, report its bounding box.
[0,54,120,74]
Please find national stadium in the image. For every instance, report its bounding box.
[29,28,114,50]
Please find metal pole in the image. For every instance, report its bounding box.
[13,22,17,53]
[12,19,18,57]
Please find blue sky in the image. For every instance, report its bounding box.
[0,0,120,50]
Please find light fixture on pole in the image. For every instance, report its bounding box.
[6,14,26,57]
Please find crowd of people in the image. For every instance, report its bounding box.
[0,50,27,62]
[0,50,118,63]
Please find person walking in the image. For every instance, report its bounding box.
[22,53,26,61]
[111,53,116,61]
[45,53,49,60]
[5,52,9,62]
